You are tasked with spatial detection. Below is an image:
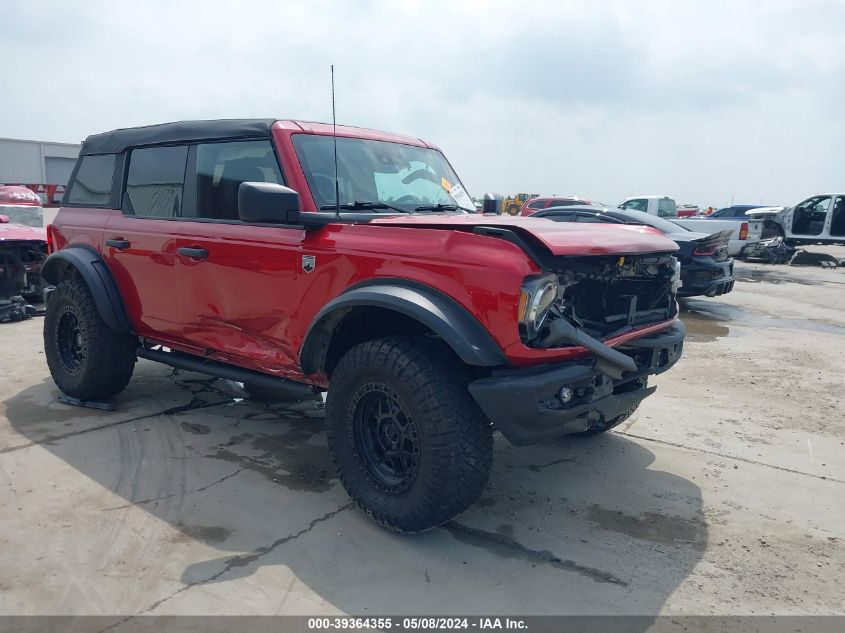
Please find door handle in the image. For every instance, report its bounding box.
[106,238,131,250]
[178,246,209,259]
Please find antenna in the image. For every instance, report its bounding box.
[331,65,340,219]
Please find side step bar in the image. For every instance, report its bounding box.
[137,346,320,400]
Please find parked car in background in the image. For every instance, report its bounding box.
[746,194,845,245]
[618,195,678,218]
[672,212,762,257]
[0,186,48,321]
[519,196,596,216]
[707,204,768,220]
[741,206,785,239]
[0,186,44,227]
[677,204,699,218]
[534,206,734,297]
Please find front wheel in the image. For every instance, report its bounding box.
[326,336,493,533]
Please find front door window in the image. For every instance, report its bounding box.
[191,140,283,221]
[622,199,648,212]
[791,196,830,235]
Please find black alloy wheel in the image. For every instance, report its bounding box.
[56,309,85,373]
[350,382,421,494]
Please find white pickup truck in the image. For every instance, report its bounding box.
[618,195,762,257]
[746,194,845,245]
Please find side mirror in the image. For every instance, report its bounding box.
[482,193,503,215]
[238,182,301,224]
[0,215,9,224]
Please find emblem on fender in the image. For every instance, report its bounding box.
[301,255,316,273]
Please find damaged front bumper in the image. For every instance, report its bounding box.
[468,321,685,445]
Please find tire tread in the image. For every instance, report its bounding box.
[43,279,136,400]
[325,335,493,533]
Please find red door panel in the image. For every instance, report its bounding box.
[169,221,304,375]
[104,213,185,340]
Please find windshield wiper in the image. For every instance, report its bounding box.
[414,203,460,212]
[320,201,411,214]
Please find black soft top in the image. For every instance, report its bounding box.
[80,119,277,155]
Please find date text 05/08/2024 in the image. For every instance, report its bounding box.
[307,617,528,630]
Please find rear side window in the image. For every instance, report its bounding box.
[539,212,574,222]
[192,140,282,220]
[576,213,614,223]
[66,154,116,206]
[657,198,677,217]
[125,146,188,217]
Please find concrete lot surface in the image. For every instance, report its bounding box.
[1,250,843,616]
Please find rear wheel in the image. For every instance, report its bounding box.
[326,336,493,533]
[44,279,136,400]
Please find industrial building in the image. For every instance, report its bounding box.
[0,137,81,204]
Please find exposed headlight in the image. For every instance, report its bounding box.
[519,273,559,337]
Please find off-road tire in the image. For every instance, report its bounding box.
[506,204,520,216]
[570,407,637,438]
[44,279,136,400]
[326,336,493,533]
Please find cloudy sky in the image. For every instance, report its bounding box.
[2,0,842,207]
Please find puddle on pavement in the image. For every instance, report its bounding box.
[172,522,233,545]
[680,298,845,342]
[180,421,211,435]
[586,505,706,545]
[212,431,334,493]
[679,311,731,343]
[734,269,824,286]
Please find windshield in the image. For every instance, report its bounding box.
[0,205,44,228]
[292,135,474,212]
[616,209,689,233]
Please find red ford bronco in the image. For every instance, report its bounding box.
[43,119,684,532]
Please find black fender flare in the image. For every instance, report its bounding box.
[299,279,508,374]
[41,245,132,333]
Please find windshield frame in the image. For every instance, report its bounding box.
[291,133,474,213]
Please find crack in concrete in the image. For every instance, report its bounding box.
[100,466,246,512]
[210,501,354,577]
[443,521,627,585]
[0,398,233,455]
[619,431,844,484]
[117,501,354,621]
[525,456,581,472]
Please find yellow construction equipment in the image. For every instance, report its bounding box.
[502,193,539,215]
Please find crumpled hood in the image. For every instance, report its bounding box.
[369,214,679,256]
[0,223,47,242]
